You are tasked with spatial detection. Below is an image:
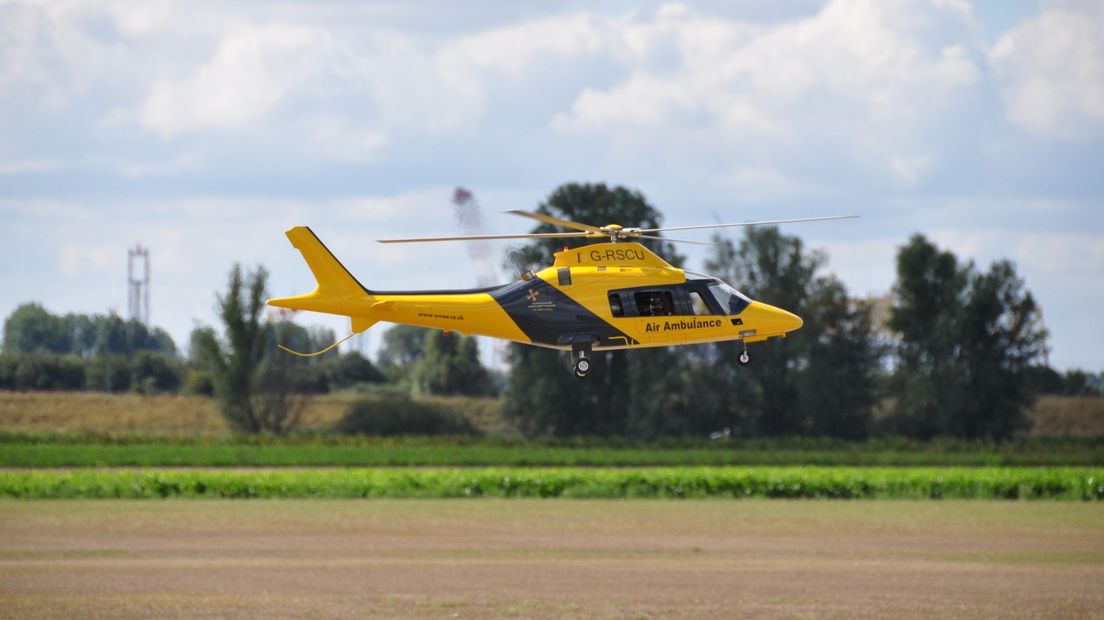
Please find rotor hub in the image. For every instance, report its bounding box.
[595,224,643,242]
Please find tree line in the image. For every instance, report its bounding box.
[495,184,1095,441]
[1,284,495,400]
[2,183,1101,439]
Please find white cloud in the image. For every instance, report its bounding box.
[889,154,931,185]
[554,71,699,129]
[990,1,1104,139]
[0,0,990,187]
[58,244,116,277]
[1014,232,1104,278]
[443,11,611,77]
[140,23,339,136]
[552,0,981,139]
[714,165,810,203]
[806,236,901,295]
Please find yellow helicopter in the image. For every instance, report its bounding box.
[268,210,855,378]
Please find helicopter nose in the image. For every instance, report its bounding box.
[743,301,803,334]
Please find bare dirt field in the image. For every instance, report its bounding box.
[1,500,1102,619]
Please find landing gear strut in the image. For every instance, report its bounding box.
[572,341,593,379]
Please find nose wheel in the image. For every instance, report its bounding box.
[571,341,593,379]
[738,346,750,366]
[573,357,591,378]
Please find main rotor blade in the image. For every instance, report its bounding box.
[637,234,716,246]
[505,209,603,234]
[637,214,859,234]
[377,232,590,244]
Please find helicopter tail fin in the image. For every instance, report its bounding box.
[267,227,377,330]
[284,226,368,297]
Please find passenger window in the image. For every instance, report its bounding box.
[609,293,624,317]
[689,291,711,316]
[634,291,675,317]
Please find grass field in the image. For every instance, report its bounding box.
[0,391,503,435]
[1,499,1101,619]
[3,467,1101,500]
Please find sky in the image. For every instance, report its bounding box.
[0,0,1102,369]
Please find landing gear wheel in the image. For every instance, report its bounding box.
[573,358,591,379]
[571,339,594,379]
[738,349,750,366]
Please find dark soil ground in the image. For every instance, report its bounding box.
[1,499,1102,619]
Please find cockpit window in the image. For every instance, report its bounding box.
[708,281,751,315]
[688,291,711,316]
[609,293,624,317]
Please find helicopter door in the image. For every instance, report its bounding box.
[632,284,731,346]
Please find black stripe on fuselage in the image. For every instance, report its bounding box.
[371,284,504,296]
[490,279,638,347]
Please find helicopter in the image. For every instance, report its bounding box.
[267,210,856,378]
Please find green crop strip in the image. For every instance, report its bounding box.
[2,436,1101,468]
[1,468,1101,500]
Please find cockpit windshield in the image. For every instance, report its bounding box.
[684,272,752,315]
[707,281,752,315]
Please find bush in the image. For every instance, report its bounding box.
[0,354,15,389]
[129,351,182,394]
[183,369,215,396]
[335,396,480,436]
[322,352,385,390]
[83,355,131,392]
[0,354,87,391]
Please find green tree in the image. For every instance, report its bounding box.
[705,228,817,436]
[501,183,687,437]
[86,313,176,358]
[2,303,71,354]
[254,320,311,431]
[704,227,882,438]
[1061,369,1103,396]
[454,336,495,396]
[886,235,968,438]
[1023,364,1064,395]
[64,313,98,357]
[192,264,306,434]
[3,303,177,358]
[887,235,1047,439]
[376,324,431,381]
[956,260,1048,437]
[415,331,494,396]
[797,279,883,438]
